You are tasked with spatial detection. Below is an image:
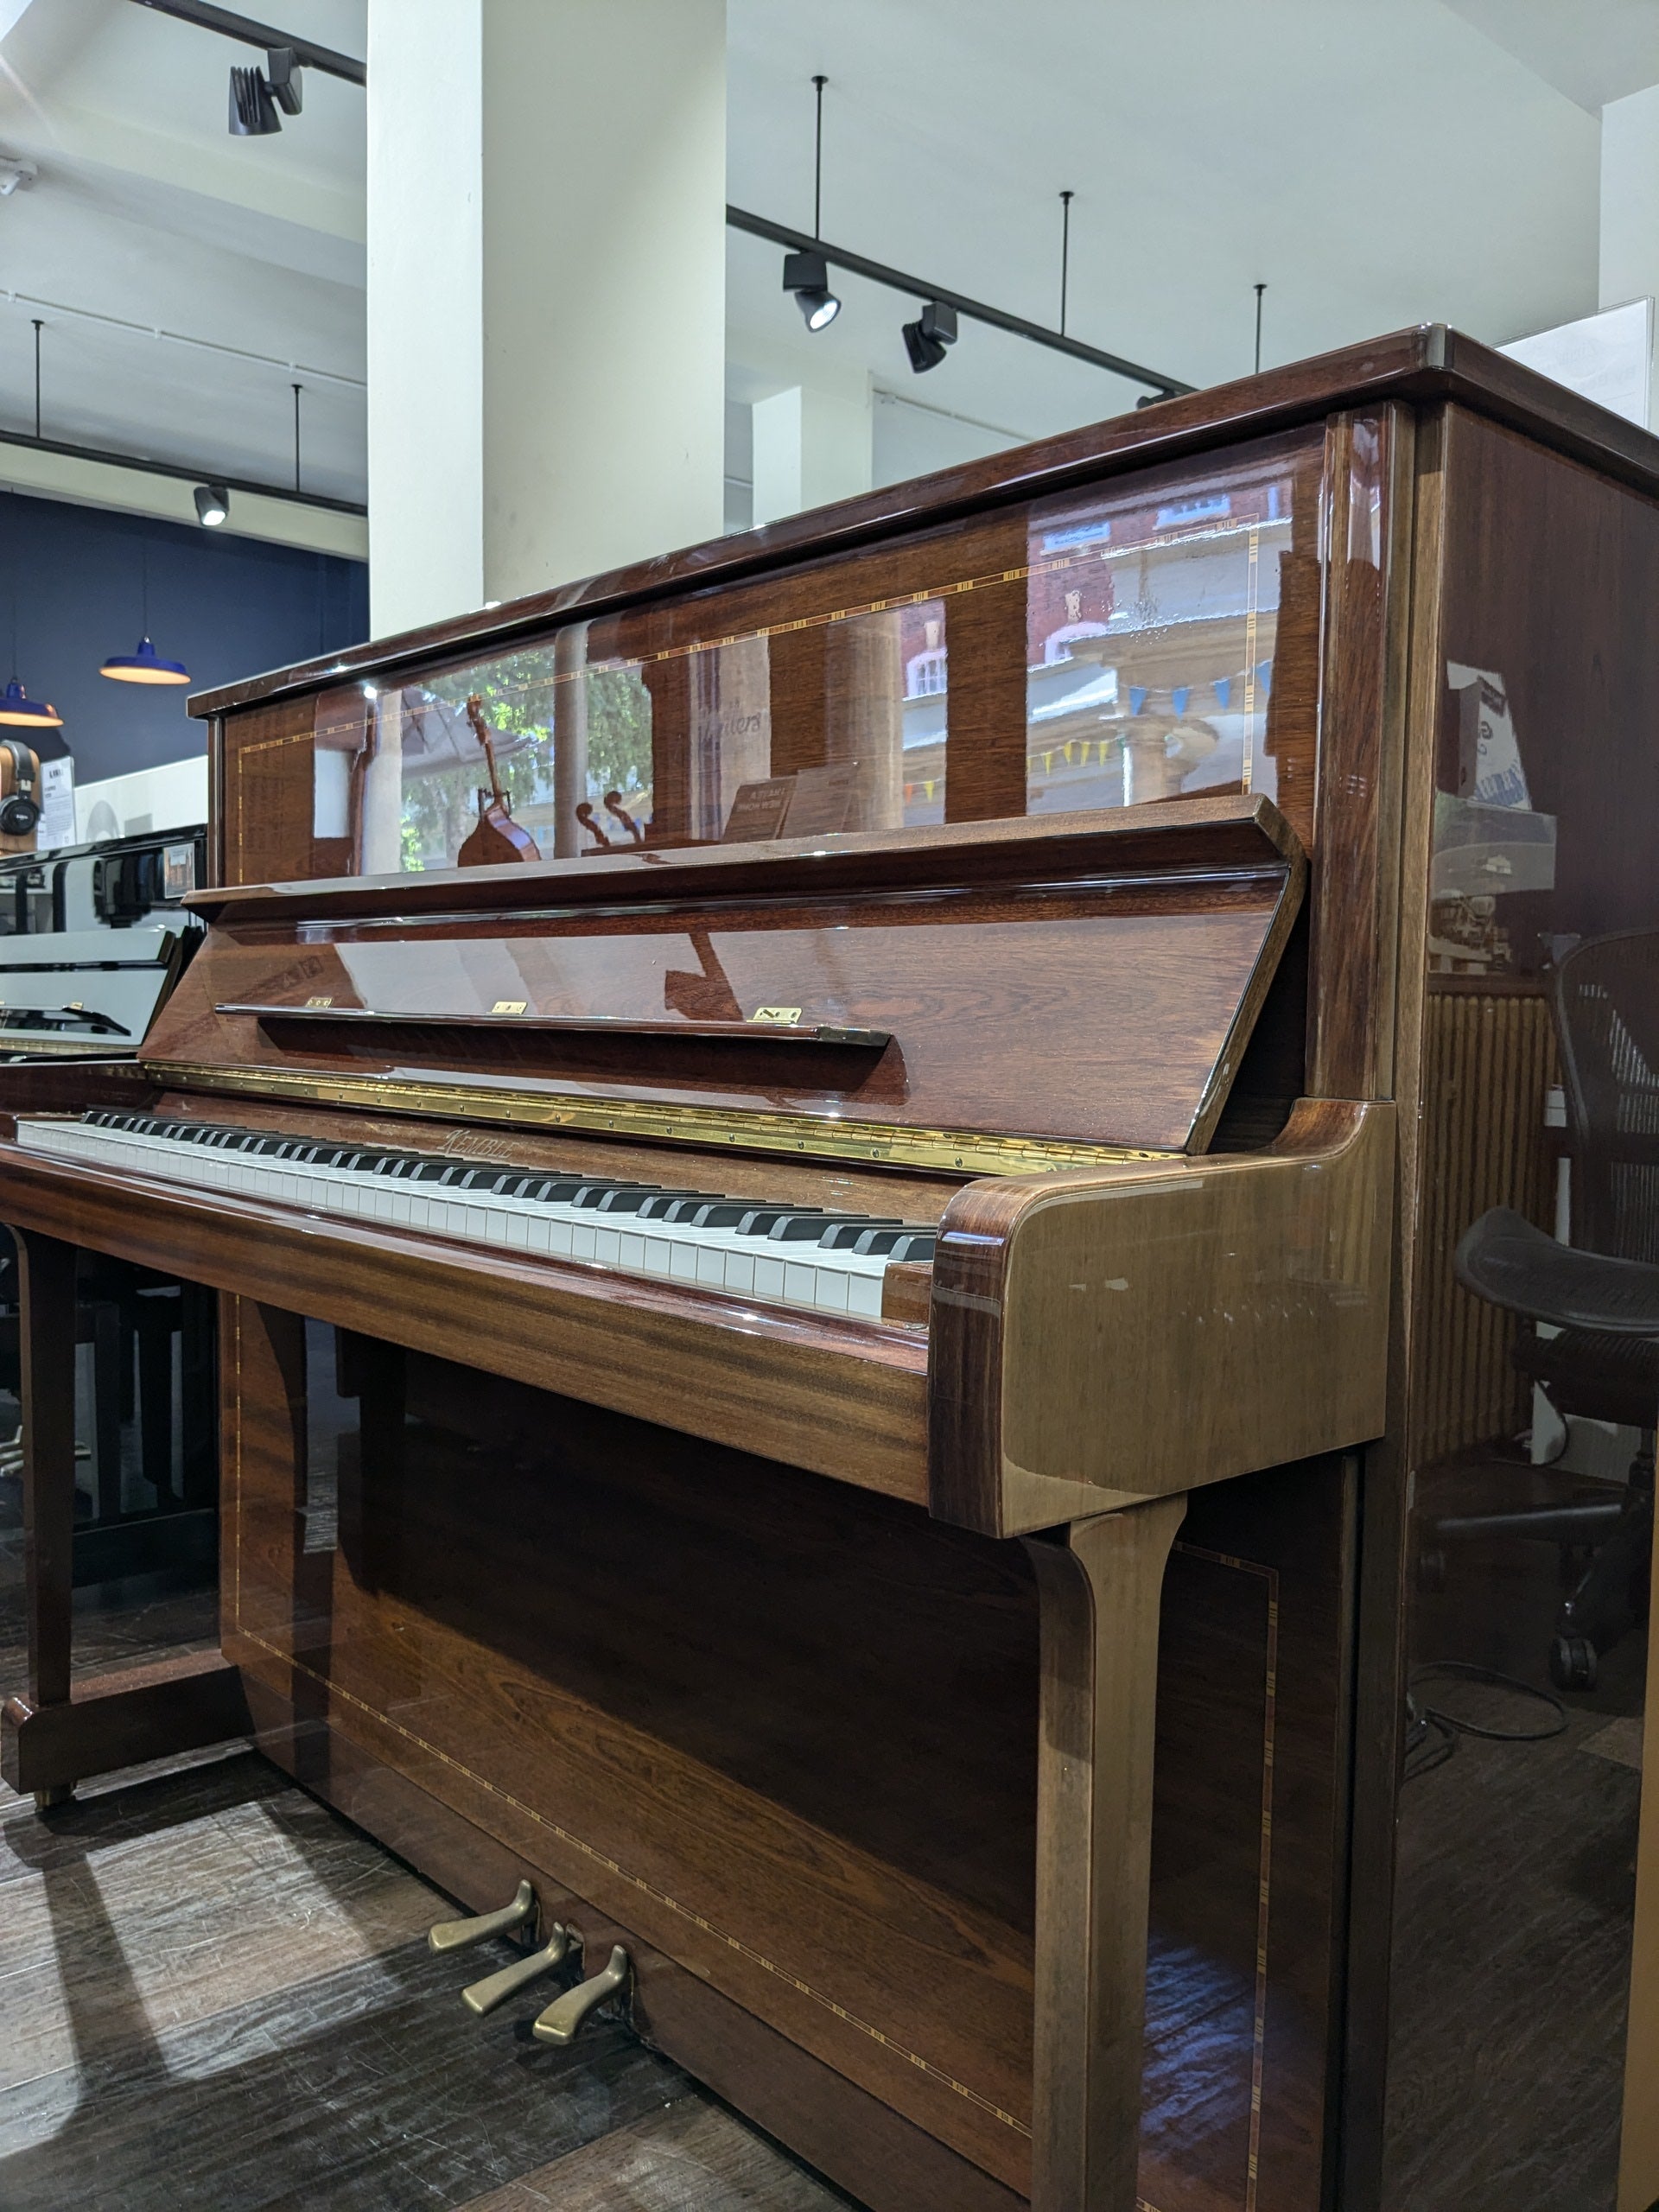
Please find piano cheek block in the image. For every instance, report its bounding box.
[929,1098,1395,1539]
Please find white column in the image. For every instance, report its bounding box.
[751,374,874,527]
[1600,83,1659,429]
[366,0,727,638]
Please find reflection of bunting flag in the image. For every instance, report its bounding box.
[1214,677,1231,709]
[1171,686,1189,716]
[1257,658,1272,701]
[1128,685,1147,715]
[924,779,936,800]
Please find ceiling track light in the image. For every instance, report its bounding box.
[784,73,841,332]
[194,483,230,526]
[732,207,1190,399]
[229,45,302,135]
[785,248,839,332]
[902,299,957,375]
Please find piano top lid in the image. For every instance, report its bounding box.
[189,323,1659,723]
[151,795,1306,1168]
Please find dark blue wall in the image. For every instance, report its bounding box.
[2,489,368,785]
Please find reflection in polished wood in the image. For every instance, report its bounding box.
[1410,983,1555,1466]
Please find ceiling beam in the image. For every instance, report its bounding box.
[126,0,365,86]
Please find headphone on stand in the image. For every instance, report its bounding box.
[0,739,40,837]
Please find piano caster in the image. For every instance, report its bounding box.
[33,1784,73,1813]
[461,1923,572,2017]
[427,1878,536,1955]
[531,1943,630,2045]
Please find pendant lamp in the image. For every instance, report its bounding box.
[100,636,190,685]
[101,543,189,685]
[0,678,61,727]
[3,561,61,727]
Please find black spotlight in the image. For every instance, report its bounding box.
[230,47,303,136]
[194,484,230,527]
[902,300,957,373]
[783,248,841,332]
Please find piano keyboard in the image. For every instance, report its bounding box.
[16,1111,938,1321]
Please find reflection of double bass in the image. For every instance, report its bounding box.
[458,694,541,867]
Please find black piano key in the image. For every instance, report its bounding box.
[636,1191,728,1219]
[817,1218,903,1249]
[581,1185,664,1211]
[887,1231,937,1262]
[764,1212,877,1243]
[730,1205,820,1236]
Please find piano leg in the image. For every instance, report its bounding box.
[1025,1492,1188,2212]
[16,1230,79,1808]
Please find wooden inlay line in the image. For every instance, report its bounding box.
[295,521,1280,753]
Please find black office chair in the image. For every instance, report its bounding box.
[1452,928,1659,1692]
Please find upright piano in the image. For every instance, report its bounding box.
[3,326,1656,2212]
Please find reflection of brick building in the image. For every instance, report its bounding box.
[1027,549,1116,665]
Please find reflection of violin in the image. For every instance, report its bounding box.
[574,801,613,850]
[664,926,743,1021]
[458,694,541,867]
[603,791,645,844]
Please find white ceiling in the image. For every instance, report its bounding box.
[0,0,1651,518]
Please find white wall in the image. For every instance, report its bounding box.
[73,754,208,843]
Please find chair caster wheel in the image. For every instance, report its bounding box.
[1551,1634,1598,1692]
[1416,1548,1446,1594]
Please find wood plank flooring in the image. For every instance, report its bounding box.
[0,1467,856,2212]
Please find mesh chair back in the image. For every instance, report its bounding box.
[1554,928,1659,1263]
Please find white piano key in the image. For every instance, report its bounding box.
[16,1116,928,1326]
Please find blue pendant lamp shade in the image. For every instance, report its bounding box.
[0,678,62,727]
[100,635,191,685]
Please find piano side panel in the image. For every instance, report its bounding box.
[223,1300,1350,2212]
[1373,404,1659,2212]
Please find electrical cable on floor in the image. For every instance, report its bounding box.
[1402,1660,1570,1782]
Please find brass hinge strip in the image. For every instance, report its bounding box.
[141,1058,1168,1178]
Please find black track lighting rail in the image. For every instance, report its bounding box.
[127,0,365,85]
[728,206,1192,398]
[0,427,366,518]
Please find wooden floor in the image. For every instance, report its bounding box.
[0,1477,856,2211]
[1382,1453,1649,2212]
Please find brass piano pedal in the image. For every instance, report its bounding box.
[427,1878,536,1955]
[461,1925,571,2018]
[531,1943,630,2045]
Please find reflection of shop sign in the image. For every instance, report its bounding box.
[162,842,196,900]
[492,1000,528,1015]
